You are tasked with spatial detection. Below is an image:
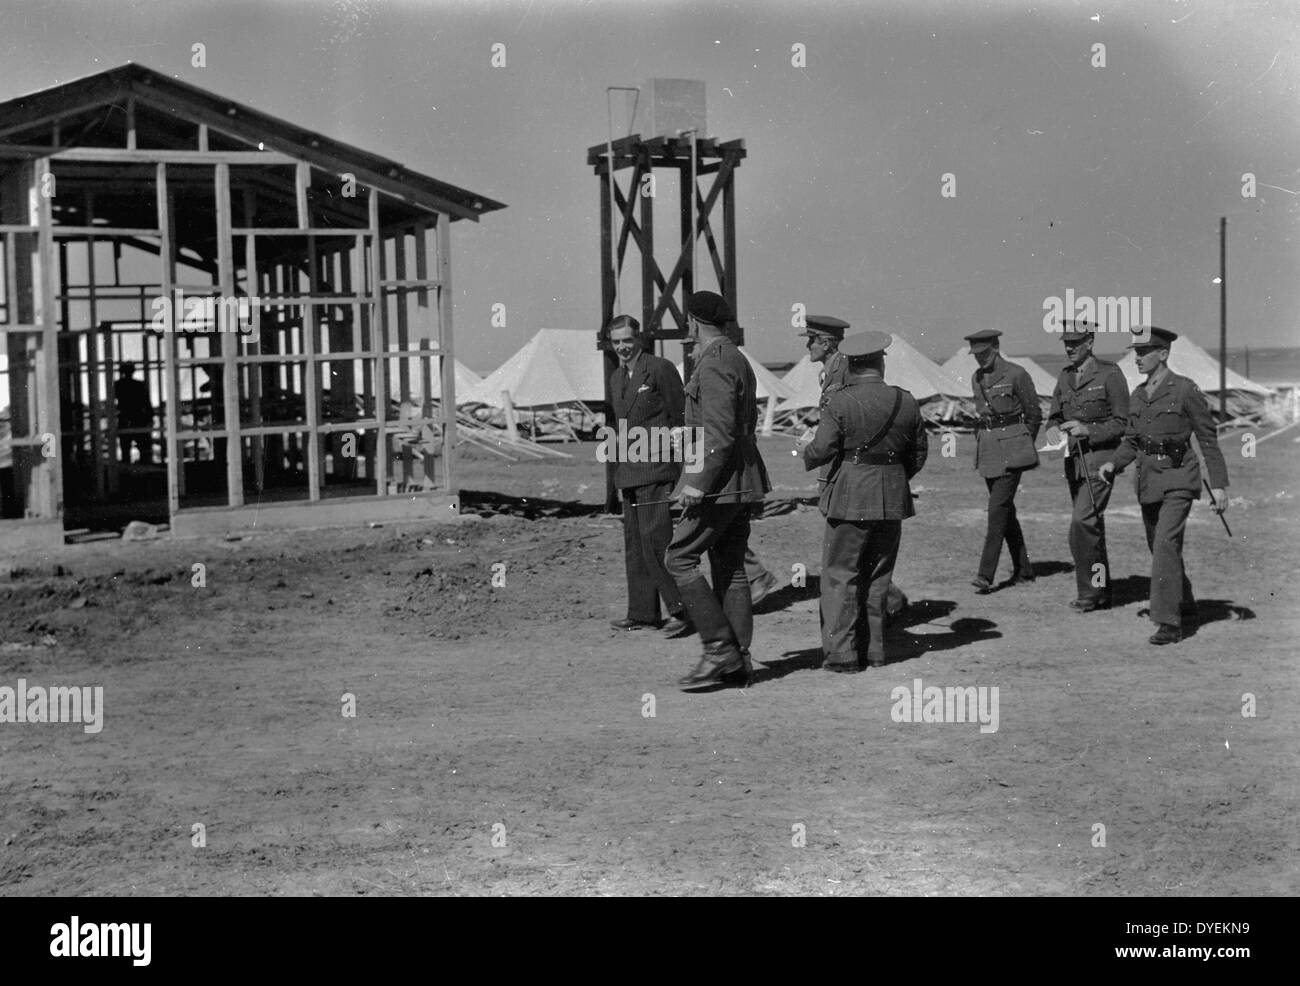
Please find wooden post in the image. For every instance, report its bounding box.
[369,189,388,495]
[393,226,413,488]
[297,161,321,501]
[436,215,457,492]
[1219,216,1227,421]
[34,157,63,519]
[502,390,519,442]
[157,164,180,514]
[215,162,244,506]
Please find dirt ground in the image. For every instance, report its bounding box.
[1,430,1297,896]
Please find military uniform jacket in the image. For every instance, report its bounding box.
[675,336,772,503]
[608,352,685,490]
[1109,370,1229,504]
[972,355,1043,478]
[803,372,928,520]
[1047,356,1130,477]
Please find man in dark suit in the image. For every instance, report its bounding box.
[801,331,928,670]
[1047,319,1130,611]
[667,291,772,690]
[967,329,1042,593]
[605,314,690,634]
[1099,325,1228,645]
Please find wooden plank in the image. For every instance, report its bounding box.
[244,201,265,493]
[197,124,208,152]
[214,162,245,506]
[393,226,413,486]
[437,215,456,493]
[413,219,433,422]
[378,278,444,289]
[125,97,136,150]
[297,161,322,501]
[85,191,104,499]
[49,147,297,165]
[34,158,62,519]
[231,227,365,237]
[50,226,160,237]
[369,189,388,496]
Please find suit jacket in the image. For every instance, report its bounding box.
[1109,370,1229,503]
[972,354,1043,478]
[803,371,928,520]
[674,336,771,503]
[608,351,685,490]
[1048,356,1130,479]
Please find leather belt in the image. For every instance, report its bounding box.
[850,448,900,465]
[979,411,1023,429]
[1140,436,1189,456]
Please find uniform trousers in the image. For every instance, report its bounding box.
[979,472,1032,581]
[621,481,683,623]
[665,502,752,653]
[1140,493,1196,628]
[820,518,902,666]
[1067,465,1114,602]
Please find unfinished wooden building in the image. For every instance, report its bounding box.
[0,64,504,551]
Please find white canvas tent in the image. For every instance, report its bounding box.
[941,349,1058,398]
[777,333,969,411]
[1115,336,1271,398]
[460,328,608,408]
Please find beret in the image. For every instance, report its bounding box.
[687,290,732,326]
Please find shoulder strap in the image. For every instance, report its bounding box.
[857,387,904,451]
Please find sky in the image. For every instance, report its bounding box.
[1,0,1298,373]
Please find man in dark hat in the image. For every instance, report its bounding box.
[1047,320,1130,611]
[1098,326,1228,645]
[604,314,691,635]
[666,290,772,689]
[801,331,927,670]
[966,329,1042,593]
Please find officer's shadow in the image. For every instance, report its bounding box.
[1106,576,1256,636]
[752,599,1001,684]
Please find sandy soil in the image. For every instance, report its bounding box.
[1,432,1297,895]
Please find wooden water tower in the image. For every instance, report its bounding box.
[587,79,747,509]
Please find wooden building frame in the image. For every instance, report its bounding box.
[0,64,504,549]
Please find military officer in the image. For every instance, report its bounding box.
[801,331,928,670]
[800,314,910,622]
[666,291,773,689]
[1098,326,1228,645]
[1047,320,1130,611]
[967,328,1042,593]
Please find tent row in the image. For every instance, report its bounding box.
[427,328,1278,446]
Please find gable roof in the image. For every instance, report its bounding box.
[0,63,505,222]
